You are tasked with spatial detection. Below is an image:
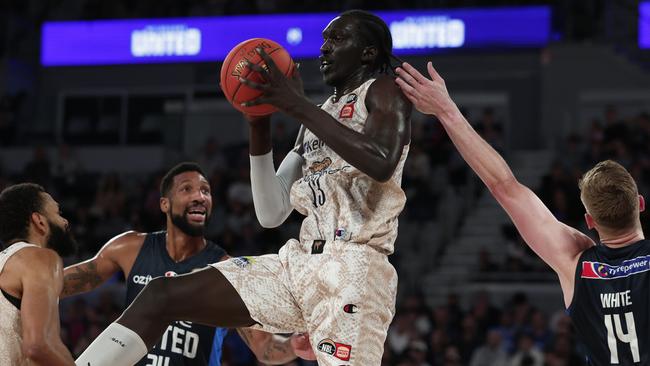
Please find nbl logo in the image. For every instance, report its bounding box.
[317,339,335,355]
[317,338,352,361]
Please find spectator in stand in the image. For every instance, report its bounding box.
[23,146,52,188]
[508,332,544,366]
[469,329,508,366]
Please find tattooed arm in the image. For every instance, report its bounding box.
[61,231,145,297]
[237,328,315,364]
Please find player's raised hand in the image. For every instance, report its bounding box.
[394,61,455,118]
[290,333,316,361]
[239,48,305,110]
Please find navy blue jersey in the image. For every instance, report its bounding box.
[126,231,228,366]
[568,240,650,365]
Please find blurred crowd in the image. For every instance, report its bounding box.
[544,106,650,231]
[385,292,584,366]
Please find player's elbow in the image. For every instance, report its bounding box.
[246,340,271,364]
[367,165,395,183]
[254,206,288,228]
[22,339,53,363]
[486,175,520,202]
[251,349,272,364]
[367,157,399,182]
[370,170,393,183]
[257,214,284,229]
[252,349,293,365]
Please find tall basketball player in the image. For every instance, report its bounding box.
[63,162,311,365]
[395,61,649,365]
[76,10,411,366]
[0,183,78,365]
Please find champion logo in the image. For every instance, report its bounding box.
[164,271,178,277]
[335,227,352,241]
[343,304,358,314]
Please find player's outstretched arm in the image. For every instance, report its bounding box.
[62,231,142,297]
[20,249,75,365]
[395,62,595,305]
[237,328,316,364]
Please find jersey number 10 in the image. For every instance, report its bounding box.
[605,312,640,363]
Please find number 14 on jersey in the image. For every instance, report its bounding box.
[605,312,640,363]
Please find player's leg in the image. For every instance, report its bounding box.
[76,253,306,366]
[306,245,398,365]
[117,266,255,347]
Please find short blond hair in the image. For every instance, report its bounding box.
[578,160,639,230]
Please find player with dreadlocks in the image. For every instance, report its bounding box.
[77,9,411,366]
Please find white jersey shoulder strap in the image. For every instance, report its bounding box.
[0,242,37,273]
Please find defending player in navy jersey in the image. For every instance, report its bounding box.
[395,61,649,365]
[63,163,312,365]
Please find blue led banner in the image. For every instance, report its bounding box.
[41,7,551,66]
[640,2,650,49]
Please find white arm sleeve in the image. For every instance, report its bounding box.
[75,322,148,366]
[250,150,303,228]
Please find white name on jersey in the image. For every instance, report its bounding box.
[600,290,632,308]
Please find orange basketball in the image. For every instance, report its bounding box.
[220,38,295,116]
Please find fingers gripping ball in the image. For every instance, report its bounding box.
[220,38,295,116]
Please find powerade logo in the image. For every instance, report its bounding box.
[581,255,650,280]
[390,16,465,49]
[131,25,201,57]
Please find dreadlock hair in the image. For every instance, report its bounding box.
[339,9,402,75]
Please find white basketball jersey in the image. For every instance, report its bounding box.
[0,242,36,366]
[290,78,409,254]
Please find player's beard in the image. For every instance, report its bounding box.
[46,220,79,257]
[170,206,210,238]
